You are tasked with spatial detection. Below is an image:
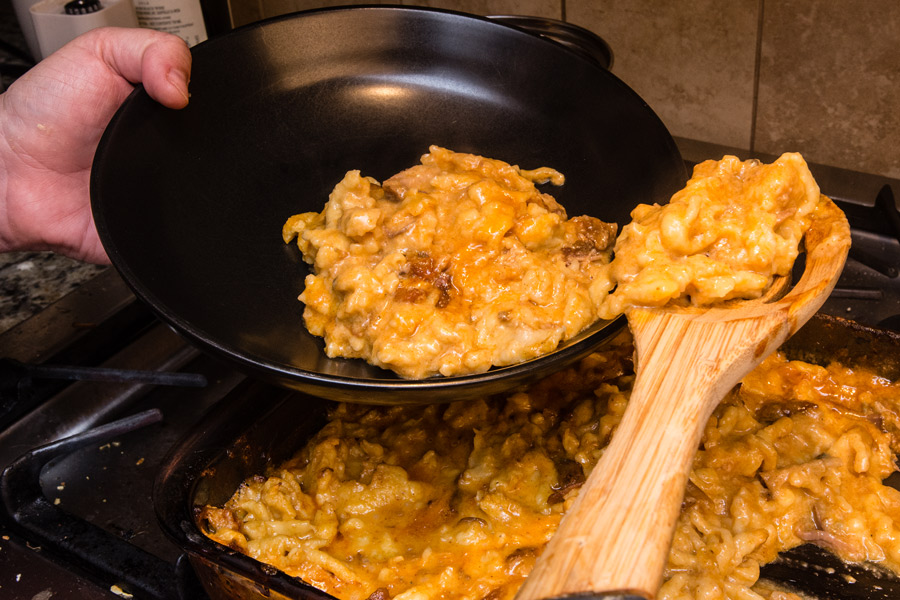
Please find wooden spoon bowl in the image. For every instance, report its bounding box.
[516,196,851,600]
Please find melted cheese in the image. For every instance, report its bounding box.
[283,146,617,379]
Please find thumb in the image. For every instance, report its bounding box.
[75,27,193,109]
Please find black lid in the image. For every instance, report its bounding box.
[64,0,101,14]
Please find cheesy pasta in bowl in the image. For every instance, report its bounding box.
[283,147,618,379]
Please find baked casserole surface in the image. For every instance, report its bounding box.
[200,332,900,600]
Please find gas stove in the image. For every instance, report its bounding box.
[0,147,898,600]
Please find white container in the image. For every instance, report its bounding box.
[12,0,53,60]
[131,0,207,47]
[29,0,140,60]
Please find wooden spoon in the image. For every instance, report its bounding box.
[515,196,851,600]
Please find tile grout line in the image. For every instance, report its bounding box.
[749,0,765,152]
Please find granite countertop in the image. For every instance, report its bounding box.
[0,252,108,334]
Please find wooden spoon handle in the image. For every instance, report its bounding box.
[516,313,754,600]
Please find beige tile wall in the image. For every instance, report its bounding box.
[568,0,759,151]
[229,0,900,180]
[755,1,900,180]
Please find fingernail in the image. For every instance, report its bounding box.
[167,68,190,105]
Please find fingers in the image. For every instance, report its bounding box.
[76,27,193,109]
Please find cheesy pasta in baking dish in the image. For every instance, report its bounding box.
[200,332,900,600]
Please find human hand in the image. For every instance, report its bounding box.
[0,27,192,264]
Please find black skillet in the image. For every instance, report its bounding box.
[91,6,687,404]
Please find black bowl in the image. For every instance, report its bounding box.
[91,6,686,404]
